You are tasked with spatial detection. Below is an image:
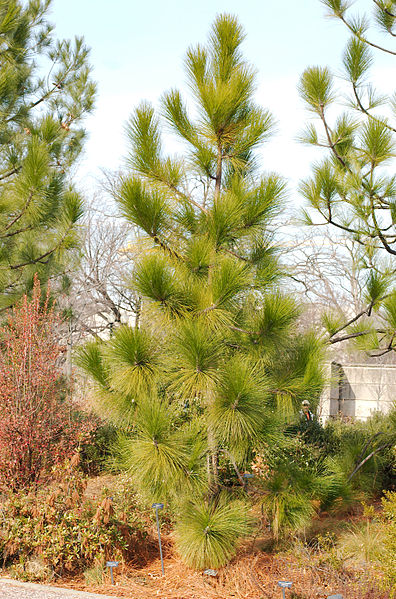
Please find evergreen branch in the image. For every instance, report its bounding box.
[222,247,249,262]
[373,0,396,19]
[27,84,59,111]
[316,108,396,243]
[319,104,348,169]
[373,0,396,36]
[0,224,34,239]
[370,330,396,355]
[214,143,223,201]
[319,209,363,237]
[315,192,391,246]
[147,170,208,214]
[0,166,21,181]
[170,182,207,214]
[10,225,72,270]
[340,13,396,55]
[327,296,386,338]
[197,303,218,315]
[347,442,393,481]
[327,290,391,345]
[222,448,246,486]
[16,45,83,114]
[370,201,396,254]
[229,325,259,336]
[153,235,184,261]
[370,346,395,356]
[1,192,33,234]
[328,330,373,344]
[352,83,396,134]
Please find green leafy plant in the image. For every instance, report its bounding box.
[83,559,105,586]
[253,437,321,539]
[80,423,119,475]
[322,412,396,497]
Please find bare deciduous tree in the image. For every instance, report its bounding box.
[60,199,142,378]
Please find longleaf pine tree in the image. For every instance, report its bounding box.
[0,0,95,308]
[78,15,324,569]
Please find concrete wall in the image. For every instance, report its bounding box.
[319,362,396,421]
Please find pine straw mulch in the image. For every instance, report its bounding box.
[49,544,388,599]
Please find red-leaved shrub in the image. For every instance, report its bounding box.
[0,276,91,491]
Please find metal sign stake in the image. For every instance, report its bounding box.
[106,561,119,585]
[152,503,165,575]
[278,580,292,599]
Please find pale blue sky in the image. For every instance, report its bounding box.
[50,0,394,200]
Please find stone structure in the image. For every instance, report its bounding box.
[320,362,396,421]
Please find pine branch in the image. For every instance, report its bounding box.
[371,206,396,254]
[340,13,396,55]
[319,104,348,169]
[0,224,34,239]
[0,166,21,182]
[328,329,373,344]
[347,442,392,481]
[352,83,396,134]
[373,0,396,19]
[10,225,73,270]
[1,192,33,234]
[214,143,223,201]
[222,448,246,487]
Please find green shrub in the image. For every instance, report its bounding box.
[321,412,395,496]
[80,423,119,475]
[252,435,350,538]
[83,558,105,585]
[0,459,150,578]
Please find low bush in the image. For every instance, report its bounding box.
[251,435,350,538]
[283,532,386,598]
[0,458,152,579]
[83,558,105,585]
